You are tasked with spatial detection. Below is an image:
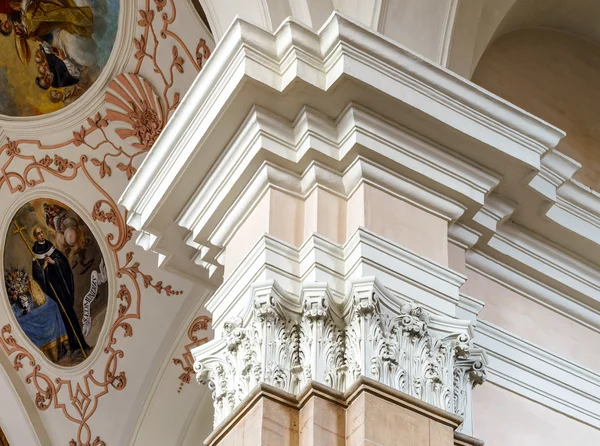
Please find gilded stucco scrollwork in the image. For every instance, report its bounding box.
[172,315,211,393]
[0,0,211,444]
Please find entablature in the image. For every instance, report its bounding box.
[120,12,600,331]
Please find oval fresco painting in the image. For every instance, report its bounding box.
[0,0,120,116]
[3,199,108,366]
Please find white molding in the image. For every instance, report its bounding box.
[439,0,459,67]
[120,12,562,234]
[466,250,600,333]
[488,224,600,311]
[472,194,516,234]
[206,228,466,327]
[456,293,485,323]
[448,222,482,250]
[475,320,600,429]
[544,179,600,246]
[204,155,469,250]
[528,150,581,203]
[173,103,497,251]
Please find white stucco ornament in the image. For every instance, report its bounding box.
[194,277,486,431]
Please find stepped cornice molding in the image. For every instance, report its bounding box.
[545,180,600,246]
[471,194,517,235]
[200,156,470,264]
[178,104,494,244]
[528,150,581,203]
[475,320,600,429]
[456,294,485,324]
[488,224,600,313]
[120,12,563,235]
[207,229,467,326]
[118,11,600,336]
[448,223,482,250]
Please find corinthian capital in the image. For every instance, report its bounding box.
[194,277,487,430]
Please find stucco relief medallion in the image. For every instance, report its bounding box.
[3,198,108,366]
[0,0,120,116]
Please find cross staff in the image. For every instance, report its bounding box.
[12,221,87,359]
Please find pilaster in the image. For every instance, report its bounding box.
[203,379,484,446]
[194,273,486,434]
[117,11,578,445]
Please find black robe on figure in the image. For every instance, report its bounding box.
[32,240,89,353]
[45,52,79,88]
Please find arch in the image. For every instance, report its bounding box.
[472,27,600,192]
[196,0,278,41]
[448,0,600,79]
[197,0,461,65]
[0,357,51,446]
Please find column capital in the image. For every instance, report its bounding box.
[193,276,487,431]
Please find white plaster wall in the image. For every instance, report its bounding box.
[465,267,600,374]
[377,0,457,64]
[0,359,50,446]
[474,383,600,446]
[363,185,448,266]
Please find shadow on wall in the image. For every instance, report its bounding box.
[472,27,600,192]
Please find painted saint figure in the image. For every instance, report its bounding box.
[19,0,94,39]
[30,226,90,357]
[35,43,80,89]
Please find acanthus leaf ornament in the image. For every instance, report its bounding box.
[194,277,487,430]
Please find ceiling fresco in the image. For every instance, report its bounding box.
[0,0,119,117]
[0,0,215,443]
[3,198,108,367]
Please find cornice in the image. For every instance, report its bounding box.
[466,250,600,333]
[471,194,516,235]
[528,150,581,202]
[318,14,563,153]
[117,10,600,333]
[544,179,600,246]
[204,156,469,251]
[475,320,600,429]
[448,222,483,250]
[457,293,485,323]
[205,228,467,326]
[120,12,560,234]
[488,224,600,311]
[181,104,493,242]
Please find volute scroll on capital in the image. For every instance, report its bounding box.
[193,277,487,431]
